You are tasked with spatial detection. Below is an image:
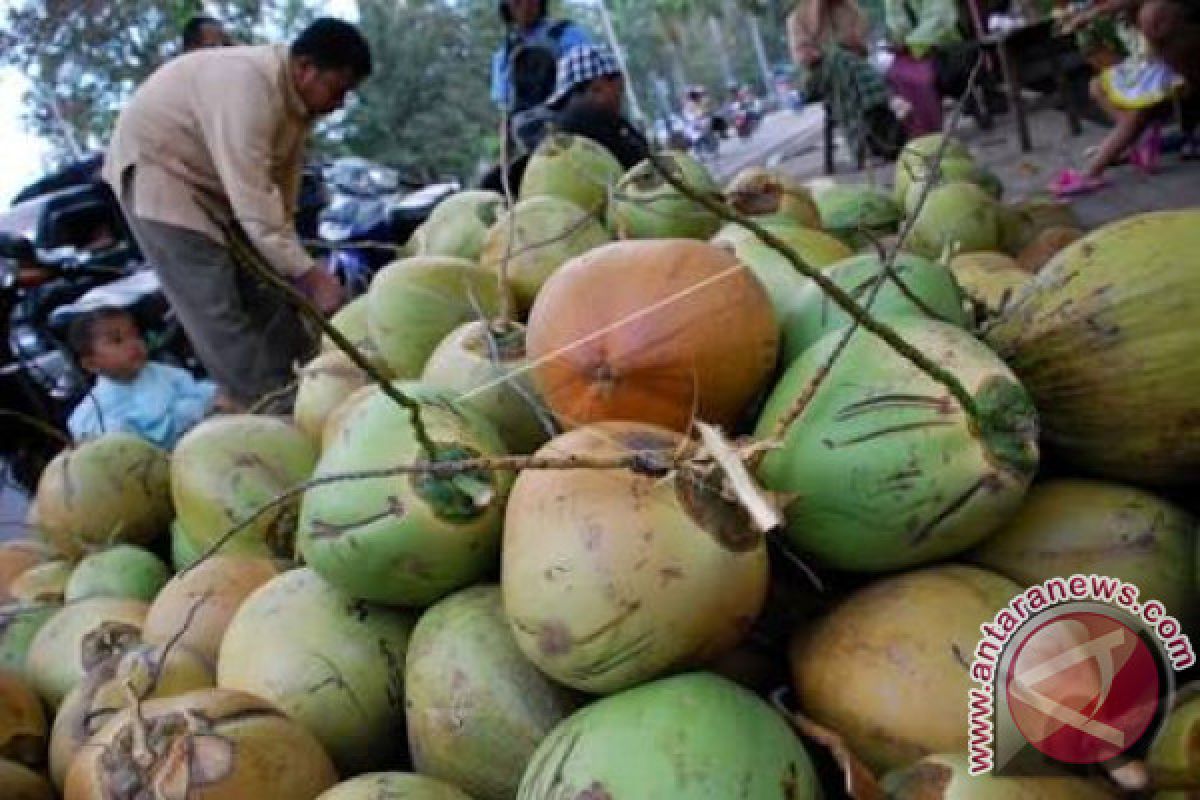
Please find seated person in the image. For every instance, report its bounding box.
[789,0,907,159]
[66,307,219,450]
[884,0,965,136]
[480,44,648,194]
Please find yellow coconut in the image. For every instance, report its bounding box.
[725,166,822,228]
[294,350,369,443]
[986,210,1200,485]
[882,752,1118,798]
[949,251,1031,318]
[790,565,1020,772]
[1016,226,1085,273]
[0,669,46,769]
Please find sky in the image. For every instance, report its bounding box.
[0,0,360,208]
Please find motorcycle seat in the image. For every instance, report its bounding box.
[48,269,162,329]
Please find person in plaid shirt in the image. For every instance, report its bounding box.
[545,44,649,169]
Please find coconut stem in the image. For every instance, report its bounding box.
[696,422,782,534]
[206,209,440,461]
[643,72,985,430]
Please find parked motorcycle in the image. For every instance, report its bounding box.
[318,156,460,298]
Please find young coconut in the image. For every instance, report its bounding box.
[948,251,1031,320]
[781,251,969,365]
[756,318,1039,572]
[0,602,58,673]
[320,295,392,376]
[294,350,370,443]
[1015,225,1084,273]
[217,568,415,775]
[62,688,338,800]
[724,166,822,228]
[908,181,1002,259]
[366,255,510,379]
[142,555,279,667]
[503,422,769,694]
[405,585,575,800]
[0,759,53,800]
[881,752,1118,798]
[25,596,148,708]
[986,210,1200,485]
[7,560,71,605]
[412,189,505,261]
[607,152,723,241]
[297,383,512,608]
[48,642,215,790]
[998,198,1082,255]
[1147,692,1200,795]
[518,132,623,217]
[320,383,376,453]
[790,565,1021,773]
[526,240,779,433]
[518,672,820,799]
[479,195,612,314]
[32,433,171,559]
[422,321,555,455]
[317,773,474,800]
[0,540,53,603]
[901,157,1003,216]
[971,479,1198,633]
[0,669,46,770]
[710,218,852,358]
[63,545,169,603]
[893,132,972,205]
[168,518,203,571]
[171,415,317,560]
[812,184,904,250]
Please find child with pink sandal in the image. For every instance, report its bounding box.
[1051,0,1185,196]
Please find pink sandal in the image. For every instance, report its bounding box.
[1049,169,1110,198]
[1129,123,1163,174]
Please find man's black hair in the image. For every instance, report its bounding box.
[290,17,373,80]
[182,15,222,51]
[66,308,134,360]
[499,0,548,26]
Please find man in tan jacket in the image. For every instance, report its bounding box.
[104,18,371,409]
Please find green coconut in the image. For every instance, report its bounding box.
[948,251,1031,319]
[7,561,71,605]
[724,166,822,228]
[172,415,317,560]
[321,295,392,376]
[881,752,1119,798]
[25,596,148,708]
[791,565,1021,773]
[998,198,1083,255]
[813,184,904,249]
[367,255,510,379]
[755,318,1039,572]
[781,251,969,365]
[519,672,820,799]
[908,181,1001,259]
[169,518,202,571]
[32,433,171,559]
[406,585,575,800]
[217,568,415,775]
[1147,693,1200,798]
[294,350,370,443]
[479,195,612,314]
[608,151,723,241]
[0,759,53,800]
[972,479,1198,632]
[63,545,169,604]
[503,422,768,694]
[894,133,972,205]
[317,773,474,800]
[519,132,624,216]
[298,382,511,607]
[986,210,1200,485]
[412,189,505,261]
[422,321,553,455]
[902,156,1003,216]
[710,218,850,363]
[0,603,57,673]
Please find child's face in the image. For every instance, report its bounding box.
[81,314,147,383]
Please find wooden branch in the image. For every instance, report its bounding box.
[696,422,782,534]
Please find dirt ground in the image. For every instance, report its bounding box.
[771,100,1200,228]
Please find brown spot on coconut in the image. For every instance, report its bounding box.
[948,251,1031,318]
[0,670,47,770]
[293,350,370,444]
[62,688,337,800]
[526,239,779,433]
[881,752,1118,798]
[1016,226,1084,273]
[725,167,822,229]
[142,555,279,668]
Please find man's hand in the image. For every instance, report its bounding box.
[294,266,345,315]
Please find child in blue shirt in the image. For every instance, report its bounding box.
[66,307,218,450]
